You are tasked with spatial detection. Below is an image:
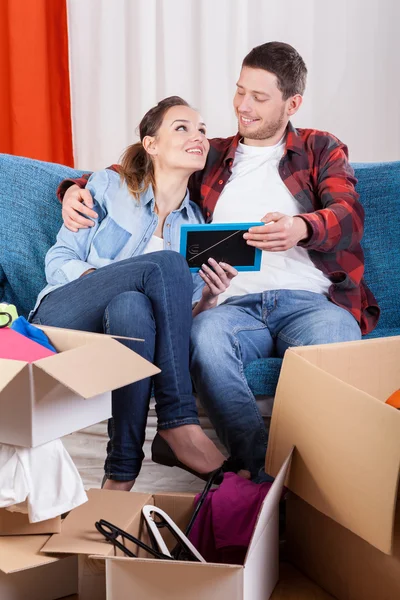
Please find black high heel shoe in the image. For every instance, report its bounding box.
[151,433,241,484]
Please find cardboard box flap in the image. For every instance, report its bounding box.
[153,494,195,528]
[0,509,61,536]
[151,493,197,553]
[266,348,400,554]
[34,337,160,399]
[0,535,58,574]
[97,557,244,600]
[0,359,27,393]
[38,325,144,352]
[41,489,153,556]
[289,337,400,402]
[243,449,293,600]
[245,449,293,567]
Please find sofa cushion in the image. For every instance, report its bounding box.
[352,162,400,333]
[244,358,283,397]
[1,155,399,400]
[0,154,84,317]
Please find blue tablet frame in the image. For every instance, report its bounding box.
[179,222,263,273]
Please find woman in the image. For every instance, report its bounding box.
[30,96,237,491]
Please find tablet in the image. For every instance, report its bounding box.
[179,223,263,272]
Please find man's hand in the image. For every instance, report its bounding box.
[63,185,98,232]
[80,268,96,277]
[193,259,238,316]
[243,212,309,252]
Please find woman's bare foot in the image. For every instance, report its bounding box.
[102,478,135,491]
[159,425,225,475]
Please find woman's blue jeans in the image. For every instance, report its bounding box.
[31,252,200,481]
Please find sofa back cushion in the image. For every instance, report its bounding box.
[353,162,400,331]
[0,154,84,317]
[0,154,399,330]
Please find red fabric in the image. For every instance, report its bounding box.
[0,0,73,165]
[57,123,379,334]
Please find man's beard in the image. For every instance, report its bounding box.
[238,106,286,141]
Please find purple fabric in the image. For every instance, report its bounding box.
[188,473,273,565]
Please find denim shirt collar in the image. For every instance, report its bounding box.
[139,184,191,214]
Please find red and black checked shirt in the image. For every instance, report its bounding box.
[58,122,379,334]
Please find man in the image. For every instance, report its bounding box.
[59,42,379,479]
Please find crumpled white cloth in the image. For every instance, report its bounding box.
[0,439,88,522]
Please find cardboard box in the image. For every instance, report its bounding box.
[270,563,334,599]
[287,493,400,600]
[265,336,400,600]
[0,534,78,600]
[0,508,61,536]
[59,564,336,600]
[42,489,155,600]
[0,326,159,447]
[41,452,292,600]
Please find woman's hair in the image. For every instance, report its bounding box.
[119,96,190,198]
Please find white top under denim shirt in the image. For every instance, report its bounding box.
[32,169,205,312]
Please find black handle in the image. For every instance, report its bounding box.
[0,312,12,328]
[95,519,173,560]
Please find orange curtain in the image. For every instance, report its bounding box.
[0,0,73,165]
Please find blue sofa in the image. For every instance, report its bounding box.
[1,154,399,397]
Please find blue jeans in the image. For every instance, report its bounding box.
[31,252,199,481]
[190,290,362,479]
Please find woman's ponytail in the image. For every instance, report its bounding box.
[119,142,154,199]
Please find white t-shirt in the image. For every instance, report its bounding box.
[0,440,87,522]
[143,235,164,254]
[212,137,331,304]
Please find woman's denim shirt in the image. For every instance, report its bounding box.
[33,169,205,311]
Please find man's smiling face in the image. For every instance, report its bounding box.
[233,66,289,145]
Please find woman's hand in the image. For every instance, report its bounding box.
[63,185,98,232]
[193,258,238,316]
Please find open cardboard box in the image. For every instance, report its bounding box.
[40,451,292,600]
[60,563,336,600]
[0,534,78,600]
[0,326,159,447]
[41,489,154,600]
[0,509,61,536]
[266,336,400,600]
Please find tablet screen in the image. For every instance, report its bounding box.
[180,223,262,272]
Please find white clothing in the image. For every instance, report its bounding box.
[0,440,87,522]
[143,235,164,254]
[211,137,331,304]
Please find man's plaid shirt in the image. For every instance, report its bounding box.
[58,122,379,334]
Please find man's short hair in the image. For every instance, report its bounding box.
[242,42,307,99]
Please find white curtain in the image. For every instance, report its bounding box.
[67,0,400,170]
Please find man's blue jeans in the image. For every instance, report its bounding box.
[190,290,362,479]
[31,252,199,481]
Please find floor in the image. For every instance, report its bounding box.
[63,406,224,494]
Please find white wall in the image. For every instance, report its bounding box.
[67,0,400,170]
